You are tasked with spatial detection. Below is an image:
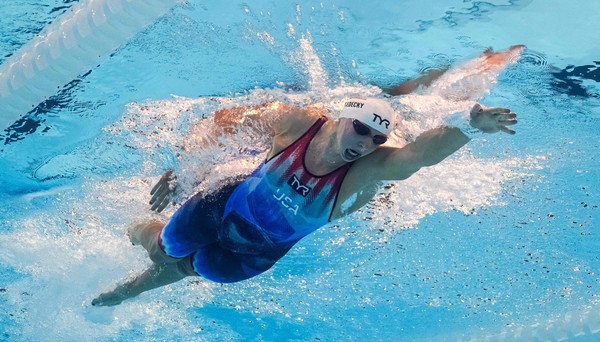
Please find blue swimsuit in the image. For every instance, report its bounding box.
[159,117,352,283]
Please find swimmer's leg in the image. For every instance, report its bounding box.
[91,257,195,307]
[128,220,162,247]
[128,220,178,264]
[92,220,197,307]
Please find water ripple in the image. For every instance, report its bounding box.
[518,49,550,70]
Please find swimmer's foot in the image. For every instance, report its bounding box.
[127,222,147,246]
[91,289,128,307]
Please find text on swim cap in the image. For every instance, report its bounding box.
[372,113,390,129]
[344,101,365,108]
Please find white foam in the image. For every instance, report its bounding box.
[0,177,214,340]
[381,154,542,228]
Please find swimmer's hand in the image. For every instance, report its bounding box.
[469,104,518,135]
[150,170,177,212]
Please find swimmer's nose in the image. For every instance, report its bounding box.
[357,141,369,152]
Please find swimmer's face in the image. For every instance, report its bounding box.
[337,118,387,162]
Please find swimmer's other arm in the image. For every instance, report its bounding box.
[381,68,449,96]
[148,102,322,212]
[212,101,321,137]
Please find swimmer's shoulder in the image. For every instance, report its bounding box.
[267,103,328,158]
[273,102,328,136]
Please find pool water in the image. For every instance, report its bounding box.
[1,0,599,341]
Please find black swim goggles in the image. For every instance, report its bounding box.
[352,119,388,145]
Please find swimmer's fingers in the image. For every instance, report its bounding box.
[150,170,173,195]
[496,113,517,125]
[499,118,518,126]
[150,184,176,212]
[150,178,164,196]
[471,105,518,134]
[495,112,517,135]
[494,112,516,120]
[155,193,172,213]
[150,189,168,211]
[149,181,167,205]
[487,107,511,114]
[499,125,516,135]
[150,170,176,212]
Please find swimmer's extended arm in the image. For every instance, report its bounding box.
[371,126,470,180]
[333,124,469,218]
[362,104,518,181]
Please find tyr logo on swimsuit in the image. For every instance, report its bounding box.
[287,174,311,197]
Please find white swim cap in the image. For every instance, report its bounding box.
[339,98,396,135]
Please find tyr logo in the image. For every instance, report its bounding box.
[287,174,311,197]
[372,113,391,129]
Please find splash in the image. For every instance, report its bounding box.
[297,36,328,92]
[0,177,214,340]
[376,154,543,228]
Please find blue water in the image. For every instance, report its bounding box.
[1,0,599,341]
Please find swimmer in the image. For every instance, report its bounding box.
[92,46,523,306]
